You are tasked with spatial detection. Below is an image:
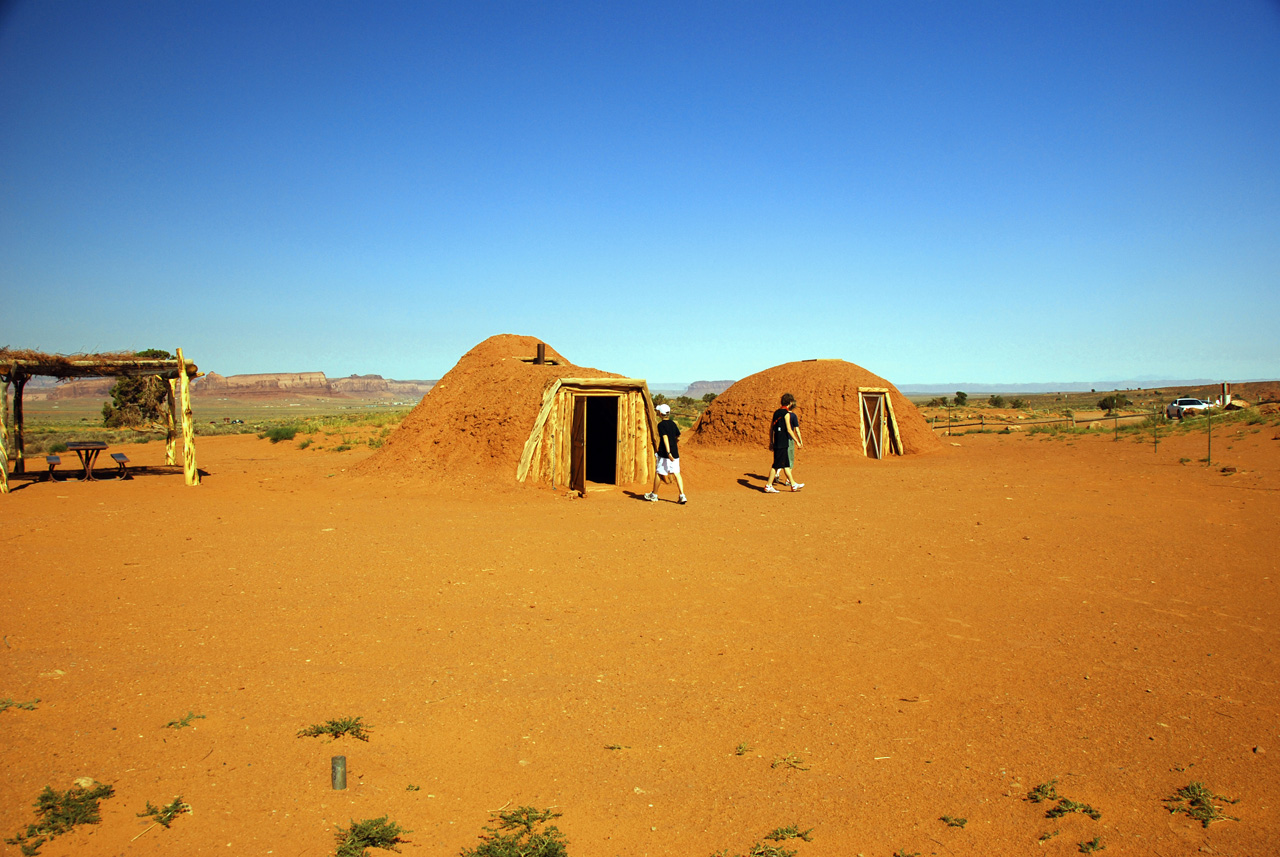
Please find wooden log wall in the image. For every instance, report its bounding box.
[177,347,200,486]
[0,380,9,494]
[517,381,658,488]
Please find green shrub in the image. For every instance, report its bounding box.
[297,716,371,742]
[460,807,567,857]
[334,816,409,857]
[5,782,114,855]
[265,425,299,443]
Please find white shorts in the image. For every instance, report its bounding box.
[656,456,680,476]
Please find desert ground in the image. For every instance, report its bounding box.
[1,419,1277,856]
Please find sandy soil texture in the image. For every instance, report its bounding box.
[1,424,1277,856]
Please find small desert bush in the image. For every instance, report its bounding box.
[334,816,409,857]
[1164,782,1238,827]
[137,796,190,828]
[264,425,300,443]
[5,782,114,855]
[461,806,567,857]
[298,716,371,742]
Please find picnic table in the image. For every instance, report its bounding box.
[65,441,108,481]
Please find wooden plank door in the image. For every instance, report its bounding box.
[860,392,885,459]
[570,395,587,494]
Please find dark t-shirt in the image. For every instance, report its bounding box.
[771,408,798,449]
[657,419,680,459]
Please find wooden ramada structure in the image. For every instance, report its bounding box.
[0,348,201,493]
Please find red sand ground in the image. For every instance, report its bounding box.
[2,422,1278,857]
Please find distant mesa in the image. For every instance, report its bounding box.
[688,358,942,456]
[195,372,435,400]
[683,380,735,399]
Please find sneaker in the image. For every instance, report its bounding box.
[791,482,804,491]
[764,484,780,493]
[644,492,658,501]
[678,494,687,504]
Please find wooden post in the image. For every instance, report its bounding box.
[165,379,178,465]
[0,376,9,494]
[1206,406,1212,467]
[177,349,200,486]
[13,374,27,475]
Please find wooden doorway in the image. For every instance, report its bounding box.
[859,388,901,459]
[569,393,620,493]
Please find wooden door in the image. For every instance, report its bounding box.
[860,391,885,459]
[570,395,587,495]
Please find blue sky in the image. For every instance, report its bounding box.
[2,1,1277,385]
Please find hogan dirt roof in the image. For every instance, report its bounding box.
[688,358,942,455]
[357,334,623,483]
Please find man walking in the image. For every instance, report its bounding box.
[646,403,687,504]
[765,393,803,493]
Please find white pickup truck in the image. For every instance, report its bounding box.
[1165,397,1211,418]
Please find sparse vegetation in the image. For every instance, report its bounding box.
[1026,780,1060,803]
[1047,798,1102,821]
[460,806,567,857]
[5,782,114,855]
[940,815,967,827]
[297,716,372,742]
[164,710,205,729]
[265,425,300,443]
[988,394,1006,408]
[771,753,809,771]
[0,698,39,713]
[1079,837,1105,853]
[1163,782,1239,827]
[137,795,191,828]
[765,825,813,842]
[333,816,410,857]
[735,742,753,755]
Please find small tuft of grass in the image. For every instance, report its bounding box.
[406,784,420,792]
[460,806,567,857]
[1039,829,1061,842]
[297,716,372,742]
[164,711,205,729]
[1047,799,1102,821]
[5,782,114,855]
[1078,836,1105,853]
[1163,782,1239,828]
[735,742,753,756]
[334,816,410,857]
[604,744,629,751]
[0,698,40,713]
[765,824,813,842]
[940,815,967,828]
[137,795,191,828]
[892,850,921,857]
[770,753,809,771]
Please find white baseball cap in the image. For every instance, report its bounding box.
[656,403,671,414]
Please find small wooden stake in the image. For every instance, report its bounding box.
[332,755,347,789]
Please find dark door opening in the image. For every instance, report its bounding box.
[584,395,618,484]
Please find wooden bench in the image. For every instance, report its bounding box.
[46,454,62,482]
[110,453,131,480]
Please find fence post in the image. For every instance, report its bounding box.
[1206,407,1212,466]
